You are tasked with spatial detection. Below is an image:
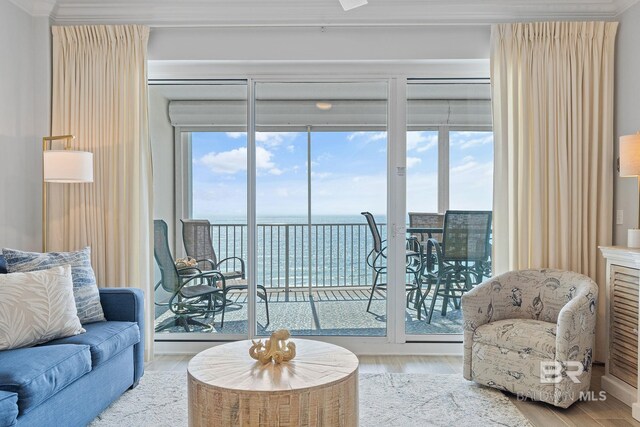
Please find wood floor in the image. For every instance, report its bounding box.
[147,355,640,427]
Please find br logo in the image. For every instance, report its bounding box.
[539,361,584,384]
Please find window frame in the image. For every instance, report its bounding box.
[150,71,492,354]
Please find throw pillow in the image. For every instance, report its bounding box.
[0,265,85,351]
[2,247,105,324]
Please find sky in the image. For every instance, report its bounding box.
[190,130,493,220]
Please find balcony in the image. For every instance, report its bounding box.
[154,222,467,336]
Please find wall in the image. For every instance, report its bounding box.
[148,25,491,61]
[615,2,640,245]
[0,0,50,251]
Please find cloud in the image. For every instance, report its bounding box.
[407,131,438,152]
[225,132,301,148]
[449,158,494,210]
[257,132,299,147]
[406,157,422,169]
[450,156,479,174]
[198,146,281,175]
[451,132,493,150]
[191,182,247,217]
[275,188,289,197]
[225,132,245,140]
[311,171,332,179]
[347,131,387,143]
[316,152,333,162]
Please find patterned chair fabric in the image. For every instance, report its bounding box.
[461,269,598,408]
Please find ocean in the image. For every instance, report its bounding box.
[205,214,389,289]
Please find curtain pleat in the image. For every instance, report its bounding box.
[50,25,154,361]
[491,22,617,361]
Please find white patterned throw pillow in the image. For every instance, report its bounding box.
[0,265,85,351]
[2,247,105,323]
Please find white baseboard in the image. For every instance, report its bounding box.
[601,374,636,407]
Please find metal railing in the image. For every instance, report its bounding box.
[210,223,387,292]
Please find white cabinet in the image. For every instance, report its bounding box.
[600,246,640,420]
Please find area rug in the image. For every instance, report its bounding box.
[90,371,532,426]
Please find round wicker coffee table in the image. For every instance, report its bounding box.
[187,339,359,426]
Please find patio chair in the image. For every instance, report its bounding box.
[181,219,269,327]
[361,212,427,318]
[419,210,492,323]
[154,219,224,332]
[408,212,444,244]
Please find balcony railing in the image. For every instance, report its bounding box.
[211,223,387,293]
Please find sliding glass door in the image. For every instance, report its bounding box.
[254,82,389,337]
[150,76,493,348]
[405,80,494,339]
[151,82,250,337]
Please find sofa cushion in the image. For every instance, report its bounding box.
[2,247,105,324]
[473,318,557,359]
[0,265,85,351]
[0,390,18,427]
[40,321,140,367]
[0,344,91,415]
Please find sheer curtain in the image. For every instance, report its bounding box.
[491,22,617,360]
[49,25,154,360]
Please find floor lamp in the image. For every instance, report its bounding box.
[620,133,640,248]
[42,135,94,252]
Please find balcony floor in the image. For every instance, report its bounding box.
[155,286,463,336]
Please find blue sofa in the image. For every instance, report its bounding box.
[0,255,145,427]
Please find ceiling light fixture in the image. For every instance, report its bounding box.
[339,0,368,11]
[316,101,333,111]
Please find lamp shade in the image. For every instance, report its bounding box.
[43,150,93,183]
[620,134,640,177]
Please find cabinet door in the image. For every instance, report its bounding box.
[609,264,639,387]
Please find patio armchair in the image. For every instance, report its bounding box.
[408,212,444,244]
[361,212,427,318]
[181,219,269,327]
[154,219,224,332]
[181,219,245,281]
[461,269,598,408]
[419,210,492,323]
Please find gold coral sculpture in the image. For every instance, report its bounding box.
[249,329,296,364]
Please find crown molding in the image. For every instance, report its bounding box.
[8,0,56,17]
[39,0,640,26]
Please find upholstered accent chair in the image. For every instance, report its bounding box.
[462,269,598,408]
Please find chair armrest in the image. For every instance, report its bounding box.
[218,257,245,277]
[182,270,226,290]
[99,288,145,386]
[553,282,597,403]
[555,286,598,365]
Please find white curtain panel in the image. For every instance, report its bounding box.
[49,25,154,360]
[490,22,617,360]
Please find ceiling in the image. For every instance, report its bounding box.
[10,0,639,25]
